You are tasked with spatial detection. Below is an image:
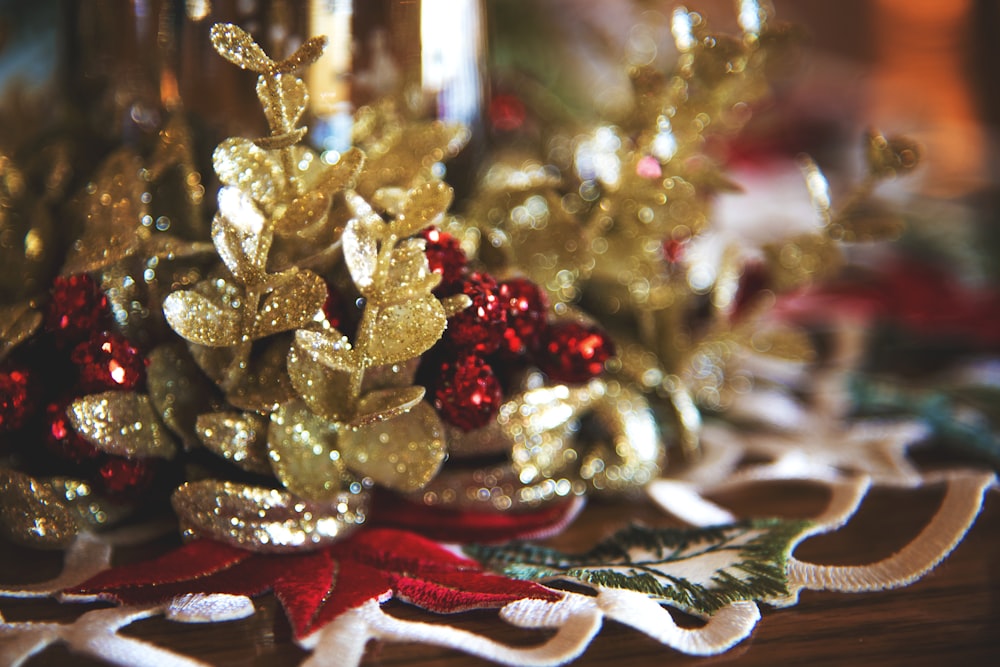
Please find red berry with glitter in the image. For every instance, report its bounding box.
[421,227,468,292]
[432,355,503,431]
[71,330,147,393]
[98,456,154,500]
[0,366,34,433]
[498,278,549,357]
[44,274,109,346]
[537,321,614,384]
[444,272,507,355]
[44,398,101,463]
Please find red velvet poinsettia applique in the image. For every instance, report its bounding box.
[63,528,562,640]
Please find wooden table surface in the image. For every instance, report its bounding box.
[3,474,998,667]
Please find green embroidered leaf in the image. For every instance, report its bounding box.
[467,520,811,616]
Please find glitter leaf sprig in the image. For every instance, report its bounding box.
[280,183,469,494]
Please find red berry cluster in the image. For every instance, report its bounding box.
[0,274,155,501]
[417,228,615,432]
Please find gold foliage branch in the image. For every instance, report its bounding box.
[161,24,471,549]
[463,5,920,460]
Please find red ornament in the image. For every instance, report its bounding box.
[444,272,507,355]
[98,457,154,499]
[537,321,614,384]
[44,398,101,463]
[70,330,147,393]
[0,366,34,432]
[421,227,468,292]
[497,278,549,357]
[44,274,109,345]
[432,355,503,431]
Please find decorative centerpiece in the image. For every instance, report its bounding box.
[2,5,916,553]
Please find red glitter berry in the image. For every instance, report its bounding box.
[498,278,549,357]
[44,274,109,345]
[444,272,507,354]
[537,321,615,384]
[44,398,101,463]
[433,355,503,431]
[98,457,154,500]
[70,331,146,393]
[421,227,468,292]
[0,366,34,432]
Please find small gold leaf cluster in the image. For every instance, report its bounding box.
[159,24,468,546]
[460,8,920,459]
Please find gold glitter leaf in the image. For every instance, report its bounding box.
[274,189,330,236]
[392,181,453,238]
[195,411,272,474]
[366,295,446,367]
[211,207,268,284]
[287,339,352,422]
[833,200,906,242]
[147,343,222,449]
[381,239,441,304]
[0,301,41,361]
[315,147,365,193]
[256,73,307,134]
[441,293,472,318]
[294,328,355,373]
[339,401,445,491]
[69,392,177,459]
[0,468,80,549]
[44,477,132,530]
[253,269,327,338]
[371,187,408,216]
[62,151,146,275]
[172,479,367,553]
[223,338,296,413]
[744,325,815,363]
[351,385,426,427]
[762,233,842,292]
[275,35,328,74]
[254,128,309,151]
[866,130,922,179]
[342,196,384,290]
[213,138,287,209]
[210,23,274,73]
[163,288,242,347]
[267,400,348,501]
